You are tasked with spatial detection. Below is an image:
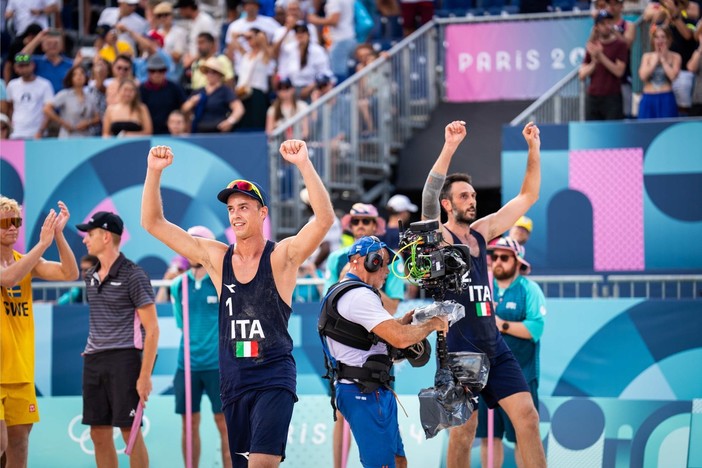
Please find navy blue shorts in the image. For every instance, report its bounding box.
[479,351,530,409]
[476,379,538,442]
[223,388,295,467]
[174,369,223,414]
[336,383,405,467]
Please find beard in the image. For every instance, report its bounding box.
[493,263,518,281]
[452,207,476,225]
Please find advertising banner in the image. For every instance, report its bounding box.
[445,17,593,102]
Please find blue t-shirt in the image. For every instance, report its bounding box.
[32,55,73,93]
[444,228,510,360]
[192,85,237,133]
[171,270,220,371]
[218,241,296,408]
[493,275,546,383]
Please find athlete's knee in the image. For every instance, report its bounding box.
[512,403,540,432]
[90,426,114,446]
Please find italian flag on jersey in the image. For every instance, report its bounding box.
[235,341,259,358]
[476,302,493,317]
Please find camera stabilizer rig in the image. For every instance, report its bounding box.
[398,220,489,438]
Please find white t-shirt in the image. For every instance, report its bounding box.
[225,15,281,44]
[188,11,219,57]
[272,23,319,51]
[326,286,393,372]
[97,9,149,51]
[277,42,332,87]
[162,24,189,57]
[6,0,57,35]
[237,52,273,92]
[325,0,355,43]
[6,76,54,139]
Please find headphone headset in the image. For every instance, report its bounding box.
[363,236,385,273]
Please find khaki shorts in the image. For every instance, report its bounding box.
[0,383,40,426]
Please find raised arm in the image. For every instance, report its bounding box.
[421,120,467,223]
[141,146,226,282]
[471,122,541,242]
[0,210,57,287]
[32,201,79,281]
[277,140,334,267]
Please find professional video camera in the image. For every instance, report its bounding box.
[398,220,471,300]
[399,220,489,439]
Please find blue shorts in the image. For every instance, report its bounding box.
[476,379,538,442]
[480,352,530,409]
[336,384,405,468]
[223,388,295,468]
[174,369,223,414]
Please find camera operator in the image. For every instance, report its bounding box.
[421,120,546,468]
[319,236,448,468]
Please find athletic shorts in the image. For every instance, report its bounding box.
[476,379,539,442]
[0,383,40,426]
[336,384,405,467]
[174,368,223,414]
[82,349,142,427]
[224,388,295,468]
[479,352,530,409]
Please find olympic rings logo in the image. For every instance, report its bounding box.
[68,414,151,455]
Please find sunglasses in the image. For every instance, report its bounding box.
[490,253,514,262]
[244,35,254,40]
[114,65,131,72]
[14,54,31,64]
[155,13,171,18]
[149,68,167,73]
[227,179,264,205]
[0,217,22,229]
[350,218,374,226]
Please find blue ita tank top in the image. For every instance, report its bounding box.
[444,228,510,360]
[218,240,296,407]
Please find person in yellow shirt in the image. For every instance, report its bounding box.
[0,196,79,467]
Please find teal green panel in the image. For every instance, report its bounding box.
[643,122,702,175]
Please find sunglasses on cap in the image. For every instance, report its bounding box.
[227,179,264,205]
[350,218,374,226]
[490,253,514,262]
[14,54,31,65]
[0,217,22,229]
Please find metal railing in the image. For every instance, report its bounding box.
[33,274,702,302]
[268,20,440,239]
[511,13,648,126]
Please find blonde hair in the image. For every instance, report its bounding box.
[0,196,21,215]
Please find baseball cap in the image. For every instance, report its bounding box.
[595,9,614,22]
[217,179,268,206]
[341,203,386,235]
[487,236,530,273]
[347,235,397,263]
[118,0,140,5]
[386,194,418,213]
[76,211,124,236]
[187,225,216,240]
[513,215,533,233]
[146,54,168,71]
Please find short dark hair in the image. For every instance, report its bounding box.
[114,54,133,67]
[197,32,215,43]
[440,173,473,202]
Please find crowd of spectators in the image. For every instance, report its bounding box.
[1,0,700,141]
[580,0,702,119]
[0,0,420,140]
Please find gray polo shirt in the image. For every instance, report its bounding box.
[84,253,155,354]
